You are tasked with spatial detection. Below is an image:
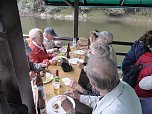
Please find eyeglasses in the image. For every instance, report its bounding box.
[36,36,44,39]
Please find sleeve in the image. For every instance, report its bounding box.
[80,95,99,108]
[31,63,42,72]
[139,76,152,90]
[29,53,41,63]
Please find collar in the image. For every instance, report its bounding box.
[32,41,44,51]
[93,80,124,113]
[44,36,54,42]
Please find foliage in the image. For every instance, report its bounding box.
[104,8,125,17]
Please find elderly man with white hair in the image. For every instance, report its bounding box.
[61,55,142,114]
[28,28,55,65]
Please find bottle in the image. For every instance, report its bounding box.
[88,39,91,49]
[72,37,77,49]
[36,73,47,114]
[53,70,60,95]
[67,43,71,58]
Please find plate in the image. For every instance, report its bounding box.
[41,72,54,84]
[74,50,86,55]
[62,77,71,86]
[52,56,67,61]
[69,58,84,64]
[46,95,75,114]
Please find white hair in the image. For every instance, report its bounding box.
[97,31,113,44]
[86,55,119,91]
[29,28,43,40]
[90,42,110,58]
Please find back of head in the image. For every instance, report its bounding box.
[86,55,119,91]
[29,28,43,40]
[90,42,110,58]
[97,31,113,44]
[139,30,152,48]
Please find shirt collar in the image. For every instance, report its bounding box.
[32,41,44,51]
[44,36,54,42]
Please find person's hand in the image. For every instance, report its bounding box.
[77,62,85,69]
[70,80,84,93]
[40,62,48,68]
[55,41,62,47]
[29,71,37,80]
[49,59,57,65]
[64,89,80,100]
[53,48,58,52]
[61,96,74,113]
[89,34,97,43]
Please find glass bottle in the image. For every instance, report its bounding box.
[72,37,77,49]
[53,70,60,95]
[36,73,46,114]
[67,43,71,58]
[88,39,91,49]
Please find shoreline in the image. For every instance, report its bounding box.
[20,12,152,25]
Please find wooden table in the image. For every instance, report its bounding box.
[44,50,86,101]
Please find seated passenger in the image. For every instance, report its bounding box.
[78,31,117,95]
[122,30,152,75]
[24,40,47,72]
[73,43,111,96]
[134,52,152,114]
[134,52,152,98]
[28,28,55,64]
[61,55,142,114]
[43,27,61,53]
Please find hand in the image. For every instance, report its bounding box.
[77,62,85,69]
[70,80,84,93]
[89,34,97,43]
[61,96,74,113]
[40,62,48,68]
[64,90,80,100]
[29,71,37,80]
[49,59,57,65]
[53,48,58,52]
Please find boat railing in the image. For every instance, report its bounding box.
[23,34,133,68]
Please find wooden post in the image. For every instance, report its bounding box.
[0,0,36,113]
[74,0,79,39]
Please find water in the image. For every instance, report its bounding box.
[20,16,152,64]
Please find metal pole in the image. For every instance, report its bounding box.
[74,0,79,40]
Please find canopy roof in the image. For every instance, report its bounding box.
[45,0,152,7]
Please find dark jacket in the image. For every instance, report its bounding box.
[122,41,150,74]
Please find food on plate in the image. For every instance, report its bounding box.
[41,72,53,84]
[52,56,67,66]
[53,103,59,110]
[74,50,86,55]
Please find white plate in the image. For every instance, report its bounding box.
[74,50,86,55]
[46,95,75,114]
[62,77,71,86]
[69,58,84,64]
[41,72,54,84]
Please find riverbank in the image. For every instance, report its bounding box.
[19,8,152,25]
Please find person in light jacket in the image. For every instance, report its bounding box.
[61,55,142,114]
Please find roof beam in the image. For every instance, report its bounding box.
[64,0,74,9]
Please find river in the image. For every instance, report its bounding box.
[20,16,152,64]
